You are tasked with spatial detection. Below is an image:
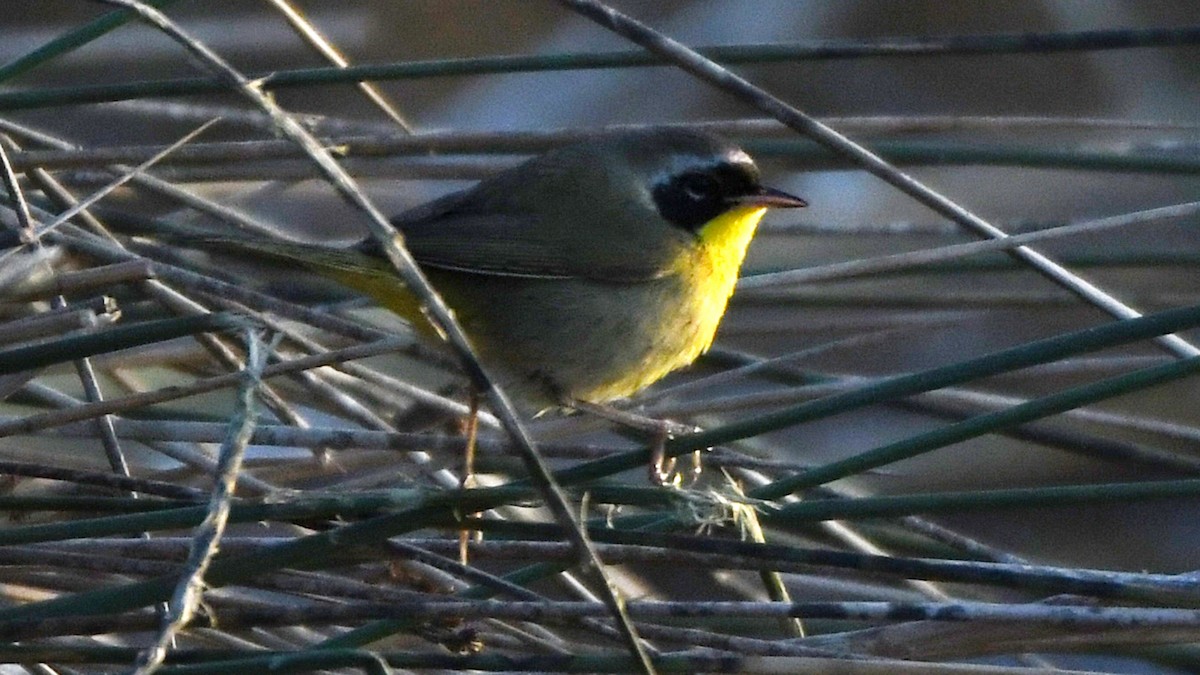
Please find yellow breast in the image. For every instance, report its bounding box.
[673,203,769,356]
[577,204,769,403]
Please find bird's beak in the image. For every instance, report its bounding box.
[734,186,808,209]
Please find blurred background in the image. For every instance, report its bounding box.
[1,2,1199,673]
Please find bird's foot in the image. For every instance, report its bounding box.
[570,400,702,487]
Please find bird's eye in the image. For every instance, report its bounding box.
[679,173,720,202]
[652,166,738,233]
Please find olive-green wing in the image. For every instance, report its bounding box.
[361,188,677,282]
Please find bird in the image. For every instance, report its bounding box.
[189,129,806,414]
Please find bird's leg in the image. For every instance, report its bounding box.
[459,388,481,565]
[462,388,481,489]
[571,400,703,487]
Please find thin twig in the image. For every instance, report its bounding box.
[97,102,1200,138]
[16,382,281,496]
[12,123,1199,172]
[0,136,137,488]
[266,0,414,132]
[0,459,202,500]
[3,26,1199,111]
[0,335,409,438]
[741,200,1200,288]
[1,260,153,302]
[0,307,109,347]
[0,119,218,265]
[12,597,1200,632]
[132,329,264,674]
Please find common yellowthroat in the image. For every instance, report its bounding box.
[202,130,805,412]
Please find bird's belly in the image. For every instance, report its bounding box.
[441,271,729,412]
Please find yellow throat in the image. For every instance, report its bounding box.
[582,202,769,402]
[672,203,768,350]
